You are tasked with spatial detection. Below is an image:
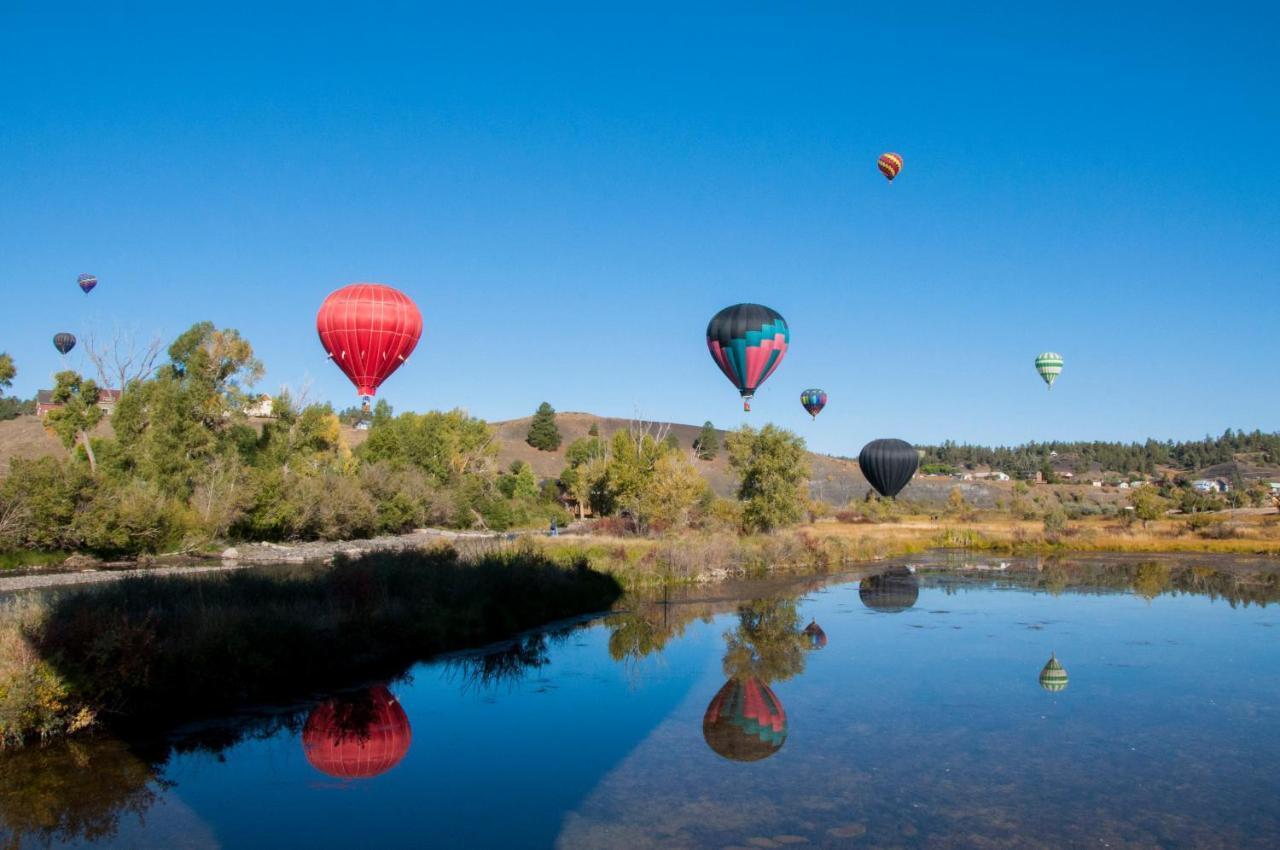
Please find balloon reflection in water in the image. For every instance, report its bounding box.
[302,685,412,780]
[1039,653,1069,693]
[858,567,920,613]
[703,677,788,762]
[801,619,828,650]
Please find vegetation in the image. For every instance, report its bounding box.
[694,420,719,460]
[43,372,103,473]
[0,545,621,745]
[525,401,562,451]
[726,425,810,533]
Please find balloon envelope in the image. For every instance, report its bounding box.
[859,568,920,613]
[802,619,828,650]
[878,152,903,181]
[800,388,827,419]
[706,303,789,411]
[1039,653,1069,692]
[302,685,412,779]
[77,274,97,294]
[317,283,423,398]
[702,677,787,762]
[53,333,76,355]
[1035,352,1063,390]
[859,438,918,498]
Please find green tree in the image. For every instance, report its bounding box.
[694,421,719,461]
[1130,487,1167,527]
[0,352,14,391]
[588,422,600,437]
[512,462,540,502]
[44,371,103,472]
[663,433,680,452]
[638,452,706,531]
[359,409,495,484]
[725,425,810,533]
[526,402,562,451]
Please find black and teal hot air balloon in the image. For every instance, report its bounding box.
[1035,352,1063,390]
[53,333,76,356]
[1039,653,1068,692]
[706,304,789,412]
[702,677,788,762]
[859,438,918,498]
[77,274,97,294]
[800,388,827,420]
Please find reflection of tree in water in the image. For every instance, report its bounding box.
[0,736,165,848]
[720,596,808,683]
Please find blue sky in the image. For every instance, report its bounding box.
[2,2,1277,455]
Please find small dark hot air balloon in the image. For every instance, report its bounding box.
[317,283,423,404]
[77,274,97,294]
[859,438,919,499]
[706,303,789,412]
[1039,653,1069,693]
[53,333,76,355]
[859,568,920,613]
[302,685,412,780]
[801,619,828,650]
[878,152,903,182]
[703,677,787,762]
[800,388,827,420]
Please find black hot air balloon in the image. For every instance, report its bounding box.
[53,333,76,356]
[859,568,920,613]
[858,438,918,498]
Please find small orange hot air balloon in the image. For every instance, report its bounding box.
[878,152,903,182]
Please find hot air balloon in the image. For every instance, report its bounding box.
[859,438,918,499]
[77,274,97,294]
[801,619,828,650]
[800,388,827,420]
[1035,352,1063,390]
[703,677,787,762]
[878,152,903,182]
[706,303,789,412]
[859,568,920,613]
[317,283,423,404]
[302,685,412,780]
[53,333,76,356]
[1039,653,1069,693]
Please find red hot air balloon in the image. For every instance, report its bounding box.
[302,686,412,780]
[317,284,423,402]
[878,152,903,182]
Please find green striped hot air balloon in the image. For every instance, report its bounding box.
[1039,653,1069,692]
[1034,352,1064,390]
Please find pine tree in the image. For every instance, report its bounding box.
[588,422,600,437]
[694,421,719,460]
[526,402,562,451]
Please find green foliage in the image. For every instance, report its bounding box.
[694,421,719,460]
[1042,508,1068,539]
[359,409,495,484]
[663,433,680,452]
[44,372,103,471]
[0,395,35,421]
[726,425,810,534]
[920,463,957,476]
[0,352,14,390]
[587,422,600,437]
[1129,487,1167,526]
[564,437,605,469]
[526,402,561,451]
[0,458,92,551]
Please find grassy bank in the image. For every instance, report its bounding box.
[0,545,621,746]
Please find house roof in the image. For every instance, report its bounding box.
[36,388,122,404]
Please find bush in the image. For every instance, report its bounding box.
[74,480,187,556]
[1042,509,1069,539]
[0,458,92,551]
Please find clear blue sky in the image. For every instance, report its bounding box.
[2,2,1276,455]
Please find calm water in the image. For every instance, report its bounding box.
[3,552,1279,849]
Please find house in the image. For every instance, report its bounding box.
[36,388,123,417]
[1090,480,1103,488]
[989,472,1010,482]
[243,394,275,418]
[1270,483,1280,494]
[1118,481,1130,489]
[1192,479,1231,494]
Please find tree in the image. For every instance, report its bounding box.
[83,327,163,390]
[945,486,972,520]
[588,422,600,437]
[638,452,706,531]
[726,425,810,533]
[526,402,561,451]
[1130,487,1166,528]
[0,352,14,391]
[694,421,719,461]
[44,371,103,472]
[663,433,680,452]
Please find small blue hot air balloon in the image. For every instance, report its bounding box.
[78,274,97,295]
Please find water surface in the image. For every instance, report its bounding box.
[3,552,1278,849]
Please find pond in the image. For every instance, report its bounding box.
[2,552,1279,849]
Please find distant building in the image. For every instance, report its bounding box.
[244,394,275,418]
[1090,480,1103,488]
[989,472,1010,482]
[1192,479,1231,494]
[1118,481,1130,489]
[36,388,122,417]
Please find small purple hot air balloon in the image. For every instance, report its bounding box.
[78,274,97,295]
